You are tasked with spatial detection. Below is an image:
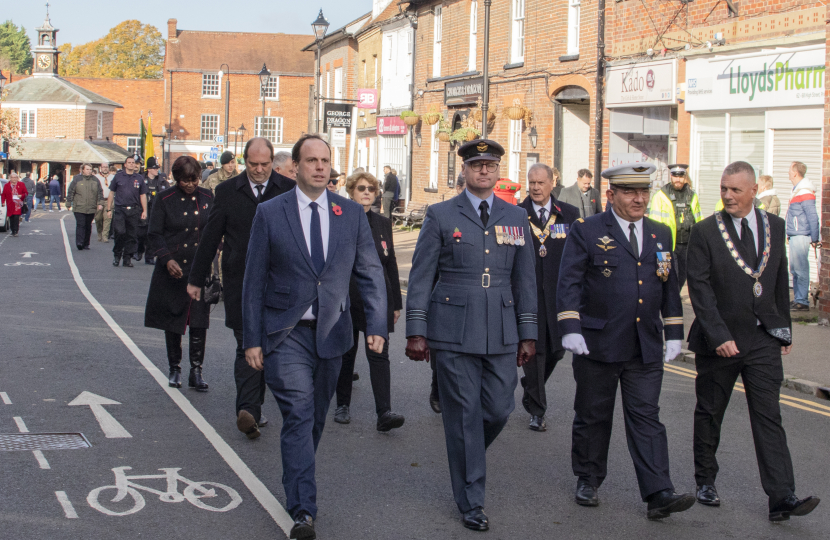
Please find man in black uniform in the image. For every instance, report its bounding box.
[106,155,148,267]
[187,137,295,440]
[136,157,170,265]
[518,163,580,432]
[686,160,819,522]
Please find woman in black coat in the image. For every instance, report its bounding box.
[144,156,213,391]
[334,171,405,432]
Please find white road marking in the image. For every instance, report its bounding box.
[68,391,132,438]
[13,416,28,432]
[55,491,78,519]
[0,392,11,404]
[58,217,294,534]
[20,251,37,258]
[33,450,51,469]
[4,261,51,266]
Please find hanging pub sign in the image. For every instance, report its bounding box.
[323,103,352,133]
[445,76,484,106]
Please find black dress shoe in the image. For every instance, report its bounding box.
[462,507,489,531]
[134,251,144,261]
[696,484,720,506]
[122,257,133,268]
[575,480,599,507]
[377,411,405,432]
[258,414,268,427]
[237,410,260,440]
[188,367,208,391]
[352,372,359,381]
[289,512,315,539]
[429,393,442,414]
[76,244,84,251]
[83,246,90,250]
[647,489,696,520]
[113,255,121,267]
[769,495,820,522]
[168,369,182,388]
[334,405,350,424]
[529,414,547,432]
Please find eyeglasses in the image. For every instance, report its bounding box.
[328,178,337,185]
[355,185,377,193]
[468,161,500,172]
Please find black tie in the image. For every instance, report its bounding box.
[629,223,639,257]
[255,184,263,203]
[479,200,489,227]
[741,217,758,269]
[539,207,547,224]
[309,202,325,317]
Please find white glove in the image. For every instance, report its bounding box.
[562,333,590,356]
[663,340,682,364]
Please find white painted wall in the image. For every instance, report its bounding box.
[381,25,413,110]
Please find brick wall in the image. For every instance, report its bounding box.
[356,27,383,133]
[7,107,88,139]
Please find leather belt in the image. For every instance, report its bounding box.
[116,205,134,210]
[439,274,509,288]
[296,320,317,330]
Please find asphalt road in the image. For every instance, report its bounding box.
[0,211,827,540]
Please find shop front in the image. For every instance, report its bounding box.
[377,116,409,200]
[606,58,678,192]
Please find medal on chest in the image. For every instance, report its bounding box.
[528,214,555,257]
[715,211,771,297]
[656,252,672,282]
[381,239,388,256]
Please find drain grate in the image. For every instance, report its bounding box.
[0,433,91,451]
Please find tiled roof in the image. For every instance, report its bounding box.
[4,77,122,107]
[11,139,131,163]
[166,30,315,74]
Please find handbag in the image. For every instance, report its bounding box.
[21,202,29,215]
[203,274,222,305]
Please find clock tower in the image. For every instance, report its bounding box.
[32,6,59,77]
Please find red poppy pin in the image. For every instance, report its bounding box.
[453,227,462,239]
[591,199,596,203]
[651,234,657,238]
[381,240,388,250]
[331,202,342,216]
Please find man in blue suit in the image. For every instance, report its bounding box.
[242,134,387,540]
[557,163,694,520]
[406,139,537,532]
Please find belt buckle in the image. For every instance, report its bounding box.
[481,273,490,288]
[126,206,132,210]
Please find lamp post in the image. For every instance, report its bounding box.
[311,9,330,134]
[164,127,172,175]
[238,123,247,152]
[480,0,492,139]
[218,63,230,148]
[528,126,538,149]
[258,64,271,137]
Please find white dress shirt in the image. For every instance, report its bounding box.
[249,179,269,199]
[612,208,643,257]
[297,188,330,320]
[730,210,758,256]
[531,198,553,222]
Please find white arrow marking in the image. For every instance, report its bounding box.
[21,252,38,258]
[0,392,11,404]
[56,491,78,519]
[31,230,43,233]
[68,391,132,438]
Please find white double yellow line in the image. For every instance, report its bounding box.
[664,363,830,419]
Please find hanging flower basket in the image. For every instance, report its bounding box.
[424,112,442,125]
[505,99,527,121]
[450,127,481,144]
[472,108,496,124]
[400,111,420,125]
[437,130,451,142]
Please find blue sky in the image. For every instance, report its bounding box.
[8,0,363,48]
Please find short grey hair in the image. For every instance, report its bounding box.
[528,162,553,182]
[722,161,756,183]
[273,151,292,170]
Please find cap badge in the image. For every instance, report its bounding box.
[633,166,649,173]
[477,143,488,152]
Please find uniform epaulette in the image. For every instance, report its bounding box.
[576,218,585,223]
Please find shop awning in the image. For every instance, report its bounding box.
[10,139,131,163]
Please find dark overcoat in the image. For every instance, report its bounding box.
[144,185,213,333]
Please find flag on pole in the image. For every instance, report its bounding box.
[139,115,146,163]
[144,115,155,168]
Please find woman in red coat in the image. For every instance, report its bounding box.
[1,171,29,237]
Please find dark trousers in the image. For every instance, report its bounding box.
[74,212,95,249]
[572,356,674,501]
[137,223,148,257]
[521,324,566,417]
[263,327,341,520]
[436,349,516,513]
[675,242,689,290]
[233,329,267,423]
[112,206,140,258]
[335,328,391,415]
[693,327,795,508]
[9,214,20,235]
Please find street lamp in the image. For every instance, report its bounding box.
[480,0,492,139]
[416,131,422,147]
[238,123,248,150]
[311,9,329,134]
[258,64,271,134]
[218,63,230,148]
[528,126,538,149]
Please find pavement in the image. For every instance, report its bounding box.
[0,211,827,539]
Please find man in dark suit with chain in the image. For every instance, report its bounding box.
[686,160,819,522]
[518,163,580,432]
[187,137,295,440]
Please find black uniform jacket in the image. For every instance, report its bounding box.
[557,208,684,363]
[145,185,213,333]
[188,170,296,330]
[519,195,580,353]
[349,210,403,334]
[686,209,792,356]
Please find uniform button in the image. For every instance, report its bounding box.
[636,317,640,322]
[183,260,187,263]
[637,262,641,266]
[194,242,198,246]
[485,268,490,272]
[192,197,196,200]
[195,227,198,231]
[638,280,643,285]
[604,260,608,264]
[639,299,643,304]
[194,211,199,215]
[317,281,321,286]
[185,228,189,232]
[485,249,490,254]
[181,198,185,201]
[184,212,187,215]
[184,244,188,247]
[485,231,489,236]
[446,297,450,301]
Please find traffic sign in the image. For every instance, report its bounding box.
[214,135,224,144]
[0,152,8,159]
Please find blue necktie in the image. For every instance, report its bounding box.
[309,202,325,316]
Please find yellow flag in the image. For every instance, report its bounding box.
[144,115,155,168]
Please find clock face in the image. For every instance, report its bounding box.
[38,54,52,69]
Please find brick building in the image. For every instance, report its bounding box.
[164,19,315,165]
[407,0,600,205]
[604,0,828,320]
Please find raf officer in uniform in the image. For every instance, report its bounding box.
[406,139,537,532]
[557,163,695,520]
[106,155,148,267]
[518,163,580,431]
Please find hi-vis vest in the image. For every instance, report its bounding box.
[647,188,702,249]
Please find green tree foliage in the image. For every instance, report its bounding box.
[59,20,164,79]
[0,20,33,74]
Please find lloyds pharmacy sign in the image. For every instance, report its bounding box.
[685,46,824,111]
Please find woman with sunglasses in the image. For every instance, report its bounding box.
[333,171,405,432]
[144,156,213,391]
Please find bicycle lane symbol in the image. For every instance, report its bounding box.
[87,466,242,516]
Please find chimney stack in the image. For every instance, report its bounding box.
[167,19,178,41]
